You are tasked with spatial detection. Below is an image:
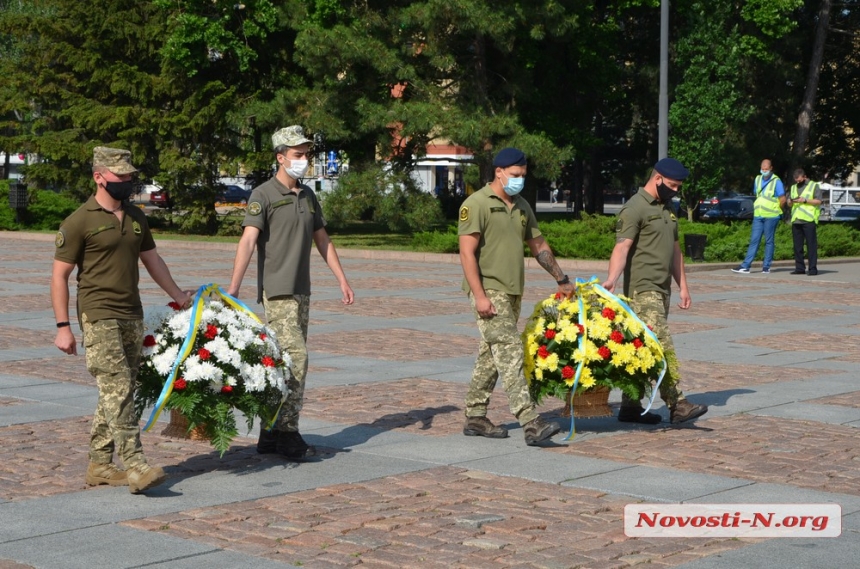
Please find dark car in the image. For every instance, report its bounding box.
[698,190,741,215]
[216,185,252,205]
[832,207,860,221]
[149,189,173,208]
[701,197,755,221]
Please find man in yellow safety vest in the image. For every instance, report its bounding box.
[787,168,822,276]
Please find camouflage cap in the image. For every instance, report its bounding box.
[93,146,137,175]
[272,125,312,149]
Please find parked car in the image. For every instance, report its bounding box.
[701,196,755,221]
[698,190,742,215]
[149,189,173,208]
[831,207,860,221]
[215,185,252,204]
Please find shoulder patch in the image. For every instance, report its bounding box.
[55,230,65,248]
[132,220,142,234]
[615,219,624,233]
[248,201,263,216]
[459,206,469,222]
[670,212,677,222]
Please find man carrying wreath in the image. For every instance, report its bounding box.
[458,147,573,445]
[602,157,708,424]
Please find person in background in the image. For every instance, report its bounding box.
[732,159,786,274]
[788,168,822,276]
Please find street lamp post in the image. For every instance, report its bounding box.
[658,0,669,160]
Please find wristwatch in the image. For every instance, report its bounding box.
[557,275,570,285]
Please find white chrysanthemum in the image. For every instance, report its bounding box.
[226,323,256,350]
[152,344,180,376]
[182,355,223,383]
[204,336,242,368]
[265,366,287,393]
[144,305,173,333]
[168,310,192,336]
[240,362,268,392]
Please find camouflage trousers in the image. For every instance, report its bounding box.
[263,293,310,432]
[621,290,685,408]
[82,316,146,468]
[465,290,539,426]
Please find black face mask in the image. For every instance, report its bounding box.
[104,180,135,201]
[656,181,676,203]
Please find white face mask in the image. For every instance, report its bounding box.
[284,159,308,179]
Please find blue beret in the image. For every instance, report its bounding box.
[493,147,527,168]
[654,157,690,181]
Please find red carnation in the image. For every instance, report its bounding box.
[173,377,187,390]
[610,330,625,344]
[633,338,644,349]
[204,324,218,340]
[545,329,556,340]
[143,335,156,347]
[554,292,563,300]
[198,348,211,360]
[576,324,584,335]
[220,385,233,394]
[261,356,276,368]
[259,333,268,341]
[602,307,616,320]
[598,346,611,359]
[537,345,550,359]
[561,365,575,379]
[168,301,182,311]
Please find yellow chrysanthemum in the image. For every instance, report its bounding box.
[579,367,596,388]
[588,317,612,341]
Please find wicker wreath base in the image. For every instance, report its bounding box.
[160,409,208,440]
[562,386,613,418]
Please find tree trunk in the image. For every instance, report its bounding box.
[791,0,832,170]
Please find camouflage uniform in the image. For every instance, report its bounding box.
[616,187,688,409]
[82,316,146,467]
[54,147,156,469]
[459,184,542,426]
[263,293,310,432]
[241,126,326,438]
[627,291,682,407]
[466,290,539,426]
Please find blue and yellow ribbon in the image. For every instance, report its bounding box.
[142,284,283,432]
[563,276,667,441]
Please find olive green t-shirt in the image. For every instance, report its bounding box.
[458,184,541,295]
[242,177,325,302]
[54,196,156,324]
[615,188,678,296]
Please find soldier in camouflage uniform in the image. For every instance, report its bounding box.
[52,146,192,493]
[458,147,573,445]
[228,126,354,461]
[602,157,708,424]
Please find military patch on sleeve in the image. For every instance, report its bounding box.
[615,218,624,233]
[132,220,142,234]
[670,212,677,222]
[55,230,65,248]
[459,206,469,222]
[248,201,263,216]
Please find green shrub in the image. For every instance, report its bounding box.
[23,190,83,230]
[322,165,444,232]
[411,225,459,253]
[0,180,19,230]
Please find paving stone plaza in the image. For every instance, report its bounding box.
[1,231,858,568]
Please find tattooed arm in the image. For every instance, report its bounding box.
[527,236,574,296]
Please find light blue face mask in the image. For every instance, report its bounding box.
[503,174,525,196]
[760,169,771,177]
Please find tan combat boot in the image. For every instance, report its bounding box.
[670,400,708,424]
[127,464,167,494]
[85,462,128,487]
[463,416,509,438]
[523,417,561,446]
